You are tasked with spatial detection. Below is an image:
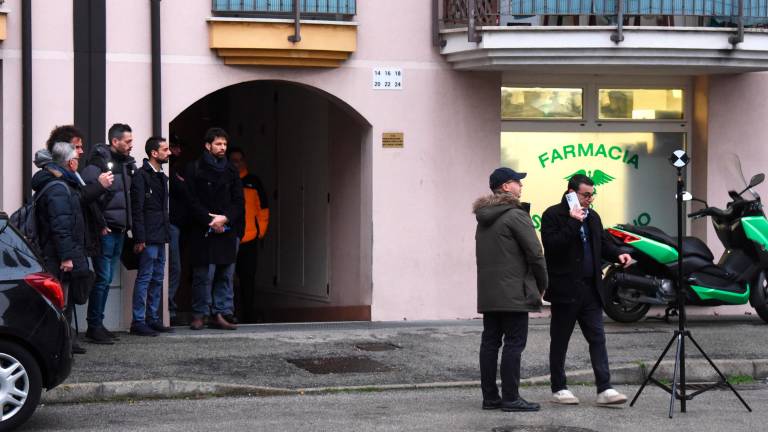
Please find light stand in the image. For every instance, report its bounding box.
[629,150,752,418]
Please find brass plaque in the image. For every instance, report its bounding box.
[382,132,404,148]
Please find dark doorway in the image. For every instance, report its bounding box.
[170,81,372,323]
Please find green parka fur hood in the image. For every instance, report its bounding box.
[473,193,548,313]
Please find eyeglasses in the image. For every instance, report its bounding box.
[578,191,597,199]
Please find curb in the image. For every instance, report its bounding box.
[42,359,768,404]
[42,380,296,404]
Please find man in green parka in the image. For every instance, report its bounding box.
[473,167,548,412]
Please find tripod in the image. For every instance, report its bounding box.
[630,155,752,418]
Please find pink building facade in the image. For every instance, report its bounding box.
[0,1,766,329]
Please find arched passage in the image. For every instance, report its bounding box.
[170,80,372,323]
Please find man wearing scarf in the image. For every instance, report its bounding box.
[185,127,245,330]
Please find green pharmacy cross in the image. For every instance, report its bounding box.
[564,169,615,194]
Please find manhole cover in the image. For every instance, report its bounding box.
[355,342,400,352]
[287,356,392,374]
[493,427,597,432]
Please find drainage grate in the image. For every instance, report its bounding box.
[493,427,598,432]
[355,342,400,352]
[287,356,392,374]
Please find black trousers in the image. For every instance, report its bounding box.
[479,311,528,402]
[549,281,611,394]
[234,240,259,322]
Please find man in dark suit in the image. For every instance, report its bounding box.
[540,174,632,406]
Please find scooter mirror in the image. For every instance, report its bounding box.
[749,173,765,188]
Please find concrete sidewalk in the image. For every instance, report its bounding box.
[43,316,768,403]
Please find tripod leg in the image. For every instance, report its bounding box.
[687,333,752,412]
[669,332,683,418]
[631,331,678,407]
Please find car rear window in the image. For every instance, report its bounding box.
[0,219,43,279]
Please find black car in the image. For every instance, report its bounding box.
[0,212,72,431]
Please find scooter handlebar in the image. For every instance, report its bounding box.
[687,206,732,219]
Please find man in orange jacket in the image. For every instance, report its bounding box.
[228,147,269,322]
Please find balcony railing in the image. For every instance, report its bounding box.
[440,0,767,44]
[212,0,356,19]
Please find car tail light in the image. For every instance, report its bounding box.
[606,228,641,244]
[24,272,65,309]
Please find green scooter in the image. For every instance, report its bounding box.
[602,156,768,323]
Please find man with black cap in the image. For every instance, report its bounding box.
[540,174,632,406]
[473,167,548,412]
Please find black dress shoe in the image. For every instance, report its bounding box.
[71,342,87,355]
[501,398,540,412]
[103,327,120,340]
[148,322,175,333]
[482,399,502,410]
[85,327,115,345]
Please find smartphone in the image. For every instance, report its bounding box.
[565,191,581,211]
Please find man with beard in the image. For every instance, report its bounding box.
[129,137,173,336]
[185,128,244,330]
[81,123,137,344]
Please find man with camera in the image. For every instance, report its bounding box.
[540,174,632,406]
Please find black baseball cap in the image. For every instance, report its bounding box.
[489,167,527,191]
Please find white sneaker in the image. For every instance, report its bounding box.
[551,389,579,405]
[596,388,628,405]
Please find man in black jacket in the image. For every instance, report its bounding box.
[33,142,112,354]
[129,137,173,336]
[541,174,632,406]
[81,123,137,344]
[167,137,187,324]
[185,128,244,331]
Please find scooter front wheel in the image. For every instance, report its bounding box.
[602,267,651,323]
[750,271,768,323]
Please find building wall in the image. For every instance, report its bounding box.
[1,0,76,210]
[0,0,495,323]
[706,72,768,316]
[151,0,501,321]
[708,72,768,258]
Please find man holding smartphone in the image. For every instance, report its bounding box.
[540,174,632,406]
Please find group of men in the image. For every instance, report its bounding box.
[473,167,633,412]
[32,124,269,355]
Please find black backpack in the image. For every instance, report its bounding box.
[10,181,70,255]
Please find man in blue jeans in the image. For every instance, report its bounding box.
[185,128,244,330]
[82,123,136,344]
[130,136,173,336]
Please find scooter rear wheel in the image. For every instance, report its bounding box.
[602,267,651,323]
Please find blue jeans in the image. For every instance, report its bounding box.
[168,224,181,318]
[87,232,124,328]
[131,244,166,326]
[191,263,235,318]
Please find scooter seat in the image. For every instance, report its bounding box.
[620,225,715,262]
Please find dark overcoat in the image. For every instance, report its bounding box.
[540,194,621,304]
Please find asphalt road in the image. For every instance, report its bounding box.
[24,384,765,432]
